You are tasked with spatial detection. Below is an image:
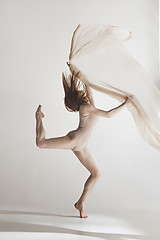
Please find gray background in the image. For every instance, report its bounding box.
[0,0,159,218]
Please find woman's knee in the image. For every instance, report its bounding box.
[91,169,101,178]
[36,138,46,148]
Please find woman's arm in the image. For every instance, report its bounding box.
[90,97,130,118]
[106,98,129,117]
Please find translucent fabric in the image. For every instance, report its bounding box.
[67,22,160,152]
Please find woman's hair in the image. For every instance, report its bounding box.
[62,71,90,112]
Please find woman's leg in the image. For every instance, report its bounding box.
[35,105,77,149]
[72,146,101,218]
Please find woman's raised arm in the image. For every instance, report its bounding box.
[89,97,130,118]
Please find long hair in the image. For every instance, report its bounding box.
[62,71,90,112]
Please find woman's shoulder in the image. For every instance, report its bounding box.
[79,103,95,116]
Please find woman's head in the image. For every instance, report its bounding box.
[62,71,90,112]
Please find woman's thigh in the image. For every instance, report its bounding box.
[39,131,77,149]
[72,146,101,175]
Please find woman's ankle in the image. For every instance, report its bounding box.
[78,199,85,206]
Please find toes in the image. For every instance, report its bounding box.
[36,105,42,112]
[38,105,42,110]
[80,210,88,218]
[80,214,88,218]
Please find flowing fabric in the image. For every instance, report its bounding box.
[67,22,160,152]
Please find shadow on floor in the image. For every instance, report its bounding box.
[0,210,145,240]
[0,209,79,218]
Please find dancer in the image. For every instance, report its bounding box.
[35,72,131,218]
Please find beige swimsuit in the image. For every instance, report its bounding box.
[68,111,99,151]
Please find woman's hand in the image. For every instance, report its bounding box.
[124,97,129,103]
[125,95,135,105]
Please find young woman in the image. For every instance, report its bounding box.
[35,72,131,218]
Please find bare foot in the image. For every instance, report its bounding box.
[74,201,88,218]
[35,105,45,119]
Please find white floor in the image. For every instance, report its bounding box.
[0,209,159,240]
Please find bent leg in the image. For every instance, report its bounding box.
[35,106,77,150]
[72,146,101,218]
[36,120,77,149]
